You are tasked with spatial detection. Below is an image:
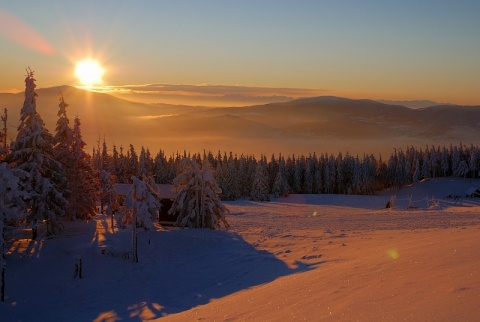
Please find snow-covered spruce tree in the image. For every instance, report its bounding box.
[250,156,270,201]
[123,175,161,230]
[220,153,239,201]
[127,144,138,182]
[169,157,230,229]
[236,155,250,200]
[292,156,304,193]
[126,174,161,262]
[468,144,479,178]
[352,156,362,194]
[267,154,279,192]
[450,145,461,177]
[314,160,323,194]
[101,138,110,173]
[215,160,224,196]
[440,146,450,178]
[53,94,74,215]
[67,116,99,220]
[153,149,168,184]
[138,146,149,179]
[272,156,290,198]
[100,170,119,228]
[114,145,128,183]
[303,155,315,194]
[412,157,420,183]
[421,149,431,179]
[363,154,377,195]
[7,70,67,238]
[53,94,73,157]
[455,160,469,180]
[323,154,335,194]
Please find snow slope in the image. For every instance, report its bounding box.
[1,178,479,321]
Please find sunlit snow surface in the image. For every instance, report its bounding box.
[2,178,480,321]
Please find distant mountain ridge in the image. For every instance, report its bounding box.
[1,87,479,156]
[375,99,448,109]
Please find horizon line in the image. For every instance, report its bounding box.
[1,82,472,107]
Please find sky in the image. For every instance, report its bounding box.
[0,0,479,105]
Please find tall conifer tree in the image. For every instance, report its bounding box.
[68,116,99,220]
[8,70,67,238]
[53,93,74,215]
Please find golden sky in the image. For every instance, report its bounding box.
[1,1,479,105]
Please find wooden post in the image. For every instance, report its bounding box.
[132,184,138,263]
[74,256,82,279]
[1,217,5,302]
[131,211,138,262]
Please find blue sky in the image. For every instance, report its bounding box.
[0,0,479,104]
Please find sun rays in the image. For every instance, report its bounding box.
[74,59,104,87]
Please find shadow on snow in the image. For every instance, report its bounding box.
[91,225,322,320]
[2,216,324,321]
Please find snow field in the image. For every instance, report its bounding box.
[1,178,480,321]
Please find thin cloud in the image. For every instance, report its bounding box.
[133,114,179,120]
[107,83,327,97]
[97,83,330,106]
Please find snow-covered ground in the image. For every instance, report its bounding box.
[1,178,480,321]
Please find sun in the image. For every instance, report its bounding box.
[74,59,104,86]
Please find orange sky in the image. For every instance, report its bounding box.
[0,2,479,106]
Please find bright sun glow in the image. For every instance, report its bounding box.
[74,59,104,86]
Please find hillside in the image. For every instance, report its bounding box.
[1,87,480,156]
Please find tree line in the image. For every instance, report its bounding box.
[92,140,480,202]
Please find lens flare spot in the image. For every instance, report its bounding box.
[388,249,399,260]
[0,11,55,56]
